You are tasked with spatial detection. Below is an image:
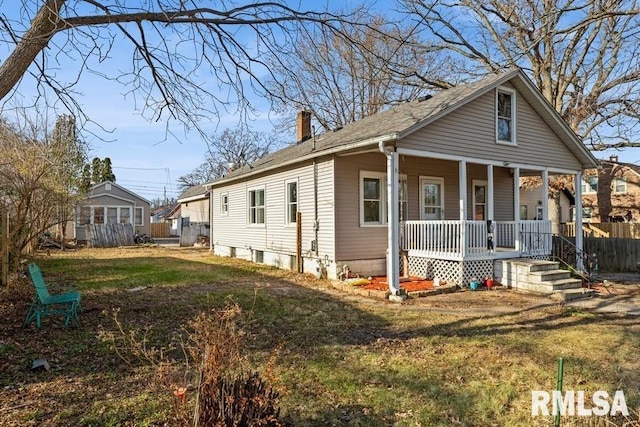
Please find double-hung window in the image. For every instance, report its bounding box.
[496,88,516,144]
[582,176,597,194]
[285,180,298,225]
[221,193,229,216]
[249,188,265,225]
[134,207,144,226]
[360,171,408,225]
[613,178,627,194]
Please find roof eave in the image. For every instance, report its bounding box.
[205,133,399,188]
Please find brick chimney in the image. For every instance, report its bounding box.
[297,111,312,143]
[610,154,618,162]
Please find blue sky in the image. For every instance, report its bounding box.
[0,1,636,202]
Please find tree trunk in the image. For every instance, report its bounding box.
[0,0,65,101]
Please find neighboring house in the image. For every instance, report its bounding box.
[74,181,151,241]
[177,185,210,245]
[166,205,182,236]
[151,203,179,223]
[519,184,574,234]
[581,155,640,223]
[205,69,598,293]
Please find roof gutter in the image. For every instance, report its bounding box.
[205,133,400,188]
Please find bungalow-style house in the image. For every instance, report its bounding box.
[74,181,151,241]
[205,69,599,295]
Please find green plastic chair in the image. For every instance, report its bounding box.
[23,263,81,328]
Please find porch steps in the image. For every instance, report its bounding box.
[497,259,594,302]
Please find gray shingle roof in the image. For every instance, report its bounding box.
[207,69,596,186]
[178,185,208,201]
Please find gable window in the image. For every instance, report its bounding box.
[221,193,229,216]
[360,171,408,225]
[496,88,516,144]
[134,207,144,226]
[581,176,597,194]
[285,180,298,225]
[613,178,627,194]
[249,188,265,225]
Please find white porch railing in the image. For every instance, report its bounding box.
[402,220,551,260]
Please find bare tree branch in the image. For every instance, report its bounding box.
[402,0,640,151]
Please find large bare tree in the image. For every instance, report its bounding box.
[402,0,640,150]
[266,14,451,132]
[0,1,366,133]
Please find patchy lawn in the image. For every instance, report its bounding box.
[1,246,639,426]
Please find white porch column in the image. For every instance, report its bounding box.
[541,169,549,220]
[487,164,494,251]
[574,171,584,271]
[487,164,494,221]
[386,150,401,296]
[459,160,467,258]
[513,167,520,251]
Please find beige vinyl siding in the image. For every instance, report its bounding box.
[181,199,209,223]
[335,154,516,260]
[335,153,387,260]
[211,157,335,261]
[399,84,582,171]
[492,167,515,221]
[398,156,460,221]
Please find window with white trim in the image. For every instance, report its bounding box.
[613,178,627,194]
[359,171,408,225]
[134,207,144,226]
[285,180,298,225]
[221,193,229,216]
[249,188,265,225]
[93,207,105,224]
[581,176,597,194]
[496,88,516,144]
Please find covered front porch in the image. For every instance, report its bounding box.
[399,219,552,286]
[379,145,586,296]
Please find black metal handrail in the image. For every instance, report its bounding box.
[552,233,598,285]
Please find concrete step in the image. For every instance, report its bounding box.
[551,288,597,302]
[527,260,561,272]
[540,277,584,291]
[530,269,573,282]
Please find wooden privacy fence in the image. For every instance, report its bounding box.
[180,223,209,247]
[151,222,171,238]
[557,236,640,272]
[85,223,134,248]
[562,222,640,239]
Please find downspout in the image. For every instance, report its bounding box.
[378,140,402,299]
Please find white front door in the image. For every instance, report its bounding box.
[420,177,444,220]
